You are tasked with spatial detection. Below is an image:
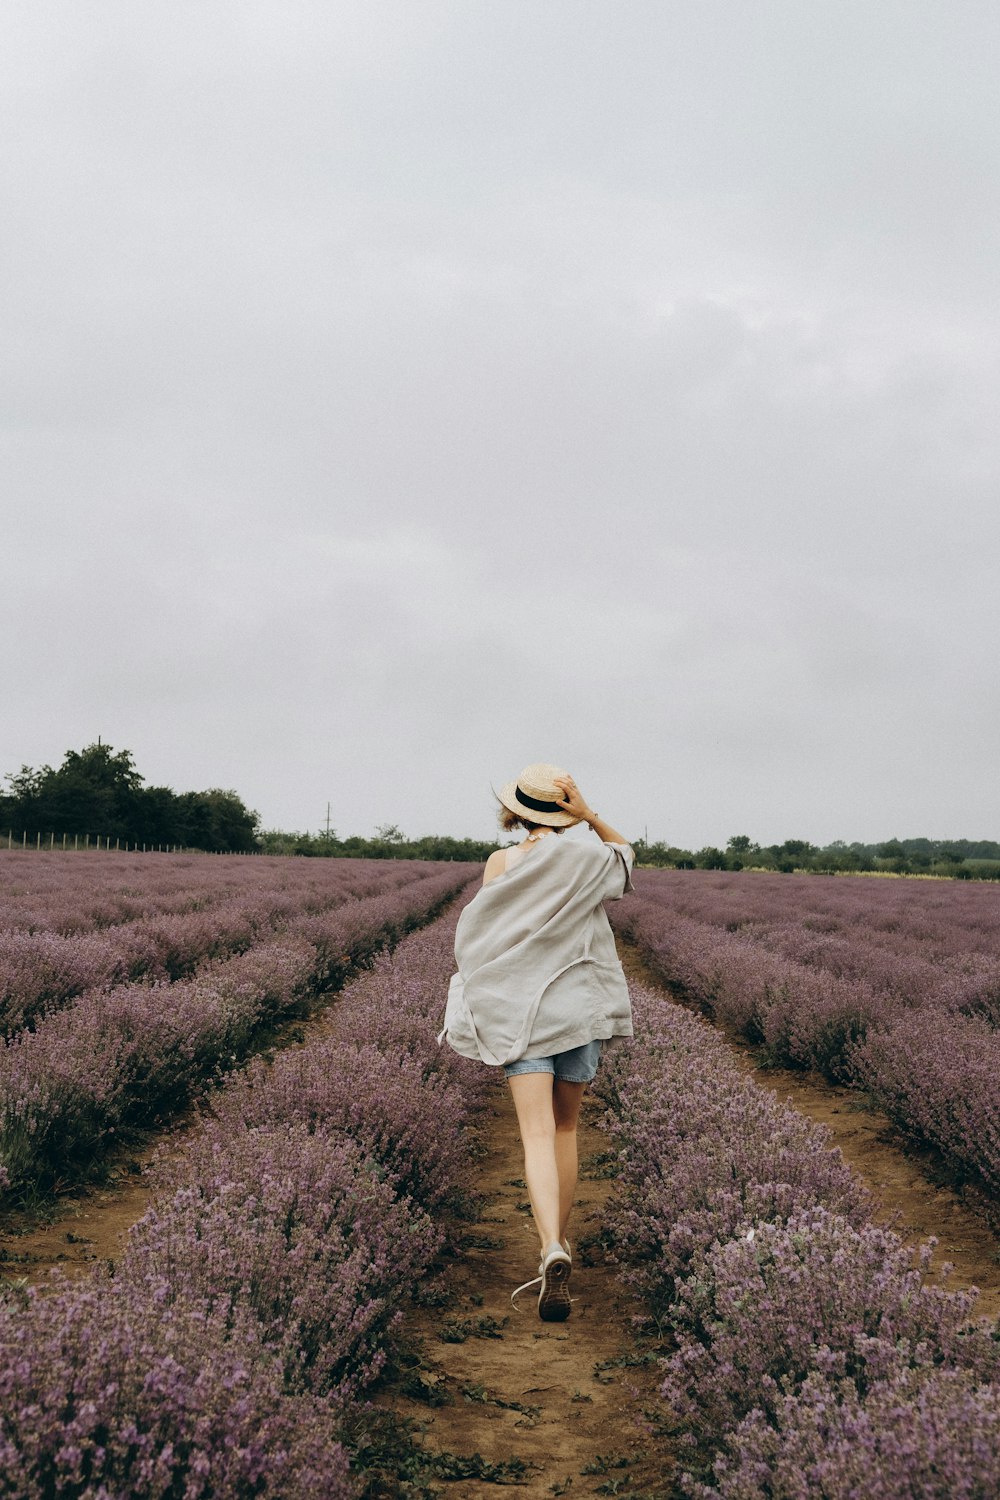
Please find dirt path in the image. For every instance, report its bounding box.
[7,1039,680,1493]
[620,941,1000,1322]
[383,1081,677,1498]
[0,1123,193,1285]
[1,985,391,1284]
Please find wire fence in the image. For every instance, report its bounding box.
[3,831,260,855]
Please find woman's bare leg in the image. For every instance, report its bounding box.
[507,1074,587,1255]
[507,1073,562,1253]
[552,1078,587,1243]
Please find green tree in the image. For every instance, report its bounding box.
[726,834,760,865]
[1,742,259,852]
[176,789,259,852]
[0,764,49,833]
[780,839,816,858]
[132,785,181,845]
[695,846,729,870]
[1,742,144,838]
[374,823,407,844]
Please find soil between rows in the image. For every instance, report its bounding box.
[376,1081,678,1498]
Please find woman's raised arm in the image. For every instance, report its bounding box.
[552,777,631,847]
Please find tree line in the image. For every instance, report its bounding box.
[263,825,1000,878]
[632,833,1000,880]
[1,743,260,853]
[257,824,501,862]
[4,744,997,877]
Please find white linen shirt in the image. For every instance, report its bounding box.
[437,835,635,1067]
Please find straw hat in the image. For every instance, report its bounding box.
[496,762,581,827]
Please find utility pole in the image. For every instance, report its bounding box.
[324,802,332,840]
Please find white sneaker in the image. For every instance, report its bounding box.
[537,1244,572,1321]
[511,1241,574,1319]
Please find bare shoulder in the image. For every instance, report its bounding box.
[482,849,508,886]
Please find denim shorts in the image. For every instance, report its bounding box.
[503,1038,603,1083]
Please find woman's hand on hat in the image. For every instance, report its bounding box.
[553,776,593,824]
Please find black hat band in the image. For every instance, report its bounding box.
[514,785,564,814]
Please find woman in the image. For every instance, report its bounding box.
[438,763,634,1322]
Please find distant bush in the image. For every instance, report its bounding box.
[257,829,501,862]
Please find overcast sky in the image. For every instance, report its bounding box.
[3,2,998,847]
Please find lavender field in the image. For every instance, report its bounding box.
[594,978,1000,1496]
[1,860,489,1496]
[0,853,474,1207]
[609,870,1000,1202]
[2,856,999,1496]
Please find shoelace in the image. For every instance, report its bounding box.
[510,1271,545,1310]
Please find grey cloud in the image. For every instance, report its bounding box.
[2,2,998,847]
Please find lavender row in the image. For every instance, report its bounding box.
[611,893,1000,1196]
[595,982,1000,1497]
[611,894,893,1078]
[0,867,474,1204]
[1,893,302,1035]
[0,858,459,1034]
[0,849,434,936]
[0,903,488,1498]
[633,867,1000,959]
[632,871,1000,1020]
[848,1009,1000,1196]
[629,876,1000,1026]
[753,917,1000,1024]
